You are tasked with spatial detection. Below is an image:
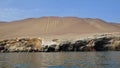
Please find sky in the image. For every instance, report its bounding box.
[0,0,120,23]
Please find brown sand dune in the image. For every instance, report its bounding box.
[0,16,120,40]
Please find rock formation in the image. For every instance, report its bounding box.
[0,38,42,52]
[0,33,120,52]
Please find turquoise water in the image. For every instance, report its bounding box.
[0,52,120,68]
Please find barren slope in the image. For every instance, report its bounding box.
[0,16,120,40]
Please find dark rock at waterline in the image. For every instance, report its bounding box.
[59,41,72,51]
[73,40,88,51]
[0,36,120,52]
[93,37,112,51]
[45,45,56,52]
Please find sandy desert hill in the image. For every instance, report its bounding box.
[0,16,120,40]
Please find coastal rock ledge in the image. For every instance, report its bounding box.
[0,33,120,52]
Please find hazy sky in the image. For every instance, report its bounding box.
[0,0,120,23]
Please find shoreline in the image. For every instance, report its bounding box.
[0,32,120,53]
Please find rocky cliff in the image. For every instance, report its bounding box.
[0,33,120,52]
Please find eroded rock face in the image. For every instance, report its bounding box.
[26,38,42,51]
[109,37,120,51]
[73,40,88,51]
[93,37,112,51]
[0,38,42,52]
[59,41,72,51]
[0,35,120,52]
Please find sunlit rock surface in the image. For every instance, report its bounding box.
[0,33,120,52]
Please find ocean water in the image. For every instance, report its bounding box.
[0,51,120,68]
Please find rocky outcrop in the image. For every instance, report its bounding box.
[0,38,42,52]
[42,36,120,52]
[0,33,120,52]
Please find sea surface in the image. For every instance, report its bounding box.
[0,51,120,68]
